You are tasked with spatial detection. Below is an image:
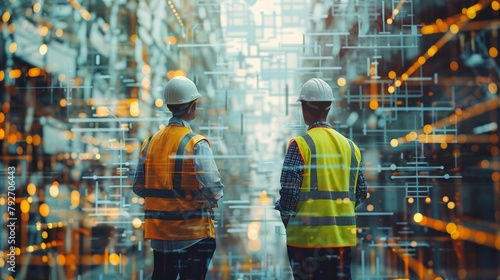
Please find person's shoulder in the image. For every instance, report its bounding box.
[290,135,305,143]
[191,133,210,147]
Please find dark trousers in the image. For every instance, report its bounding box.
[152,238,216,280]
[287,246,352,280]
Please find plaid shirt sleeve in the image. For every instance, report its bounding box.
[355,162,368,207]
[132,137,152,198]
[275,140,303,216]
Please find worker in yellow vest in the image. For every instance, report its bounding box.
[275,78,367,280]
[133,76,224,280]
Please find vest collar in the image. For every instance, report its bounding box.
[308,121,331,130]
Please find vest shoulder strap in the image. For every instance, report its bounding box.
[141,136,153,156]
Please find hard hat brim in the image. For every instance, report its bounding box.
[297,97,335,102]
[192,92,201,101]
[166,92,201,105]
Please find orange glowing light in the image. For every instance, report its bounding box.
[423,124,433,134]
[369,100,379,110]
[417,56,426,65]
[9,69,21,79]
[450,61,459,71]
[492,1,499,11]
[492,172,500,182]
[488,83,498,94]
[337,77,347,87]
[413,213,423,223]
[390,139,399,147]
[39,203,50,217]
[388,71,396,79]
[2,11,10,22]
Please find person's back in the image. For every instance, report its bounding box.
[275,78,367,280]
[133,76,223,280]
[143,125,216,241]
[286,126,361,248]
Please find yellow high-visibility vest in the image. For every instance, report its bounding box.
[142,125,215,241]
[286,127,361,248]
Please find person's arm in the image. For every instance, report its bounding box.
[275,140,303,227]
[355,162,368,207]
[194,140,224,207]
[132,137,151,198]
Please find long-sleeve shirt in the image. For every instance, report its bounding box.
[275,122,367,218]
[132,117,223,252]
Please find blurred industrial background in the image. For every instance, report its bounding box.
[1,0,499,279]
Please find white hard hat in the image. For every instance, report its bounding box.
[164,76,201,105]
[297,78,335,102]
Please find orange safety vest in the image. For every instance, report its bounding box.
[286,127,361,248]
[142,125,215,241]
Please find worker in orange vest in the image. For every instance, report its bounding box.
[133,76,224,280]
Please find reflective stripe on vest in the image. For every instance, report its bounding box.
[288,216,356,227]
[286,127,361,248]
[145,209,214,220]
[143,126,214,241]
[299,134,356,203]
[173,132,198,194]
